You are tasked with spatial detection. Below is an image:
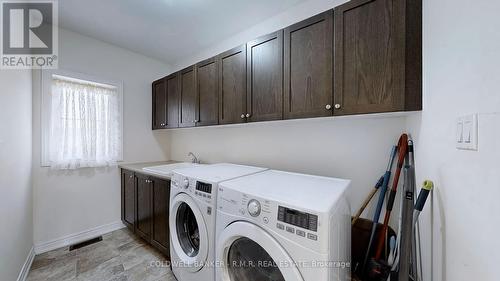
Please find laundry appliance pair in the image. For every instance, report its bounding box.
[169,163,350,281]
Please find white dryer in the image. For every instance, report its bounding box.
[215,170,351,281]
[169,163,268,281]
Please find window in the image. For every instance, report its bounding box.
[41,70,123,169]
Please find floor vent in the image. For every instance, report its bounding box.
[69,236,103,251]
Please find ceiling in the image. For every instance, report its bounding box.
[59,0,306,65]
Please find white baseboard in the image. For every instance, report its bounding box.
[34,221,125,254]
[17,246,35,281]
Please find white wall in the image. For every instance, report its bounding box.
[170,116,408,214]
[409,0,500,280]
[0,70,33,280]
[32,28,172,246]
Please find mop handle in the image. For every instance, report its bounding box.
[372,146,398,221]
[413,180,434,224]
[415,180,434,211]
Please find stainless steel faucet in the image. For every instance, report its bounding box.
[188,152,200,164]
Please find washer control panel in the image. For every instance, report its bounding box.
[278,206,318,232]
[172,173,213,202]
[218,186,322,246]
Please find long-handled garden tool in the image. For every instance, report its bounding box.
[396,140,415,281]
[411,180,434,281]
[352,146,398,226]
[361,144,398,273]
[390,169,433,281]
[373,134,409,260]
[364,134,409,279]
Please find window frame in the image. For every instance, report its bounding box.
[40,69,124,167]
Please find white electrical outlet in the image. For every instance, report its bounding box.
[456,114,478,150]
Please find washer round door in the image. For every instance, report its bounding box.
[170,193,209,272]
[216,221,304,281]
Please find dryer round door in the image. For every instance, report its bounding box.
[217,221,304,281]
[170,193,209,272]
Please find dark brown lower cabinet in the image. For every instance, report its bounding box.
[121,169,171,258]
[151,178,170,257]
[135,174,152,242]
[121,170,135,231]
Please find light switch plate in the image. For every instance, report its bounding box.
[456,114,478,150]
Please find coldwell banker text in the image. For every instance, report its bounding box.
[1,0,58,69]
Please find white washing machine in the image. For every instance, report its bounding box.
[215,170,351,281]
[169,163,268,281]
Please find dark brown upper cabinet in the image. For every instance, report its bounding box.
[333,0,422,115]
[152,74,179,130]
[218,45,247,125]
[246,31,284,122]
[151,3,422,130]
[179,66,197,128]
[152,78,167,129]
[196,57,219,126]
[284,11,334,119]
[165,73,180,128]
[121,169,135,232]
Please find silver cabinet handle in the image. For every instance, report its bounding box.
[241,114,245,119]
[334,104,341,109]
[325,104,332,110]
[246,113,251,118]
[194,120,199,123]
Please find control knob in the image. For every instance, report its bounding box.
[182,178,189,189]
[247,199,261,217]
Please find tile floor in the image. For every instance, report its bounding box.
[27,228,176,281]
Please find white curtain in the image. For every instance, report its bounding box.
[49,78,122,169]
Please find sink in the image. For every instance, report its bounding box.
[142,162,203,176]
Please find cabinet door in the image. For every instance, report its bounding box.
[284,11,333,119]
[333,0,422,115]
[196,58,219,126]
[179,66,197,128]
[246,31,283,122]
[151,178,171,257]
[152,78,167,129]
[165,73,180,128]
[121,170,135,232]
[135,174,152,241]
[218,45,247,125]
